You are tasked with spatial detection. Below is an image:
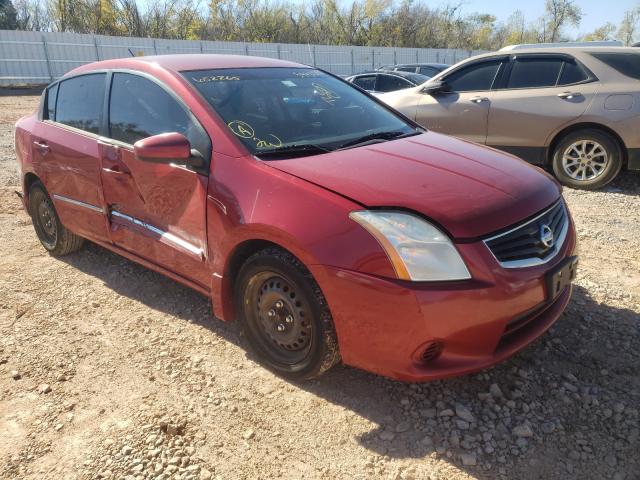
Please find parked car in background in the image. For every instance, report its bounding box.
[345,71,428,95]
[15,54,577,382]
[379,63,450,77]
[379,46,640,189]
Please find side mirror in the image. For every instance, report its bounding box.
[421,81,449,95]
[134,132,204,168]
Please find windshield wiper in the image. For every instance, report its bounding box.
[337,130,422,150]
[255,143,331,158]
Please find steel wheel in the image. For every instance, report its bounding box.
[245,271,313,365]
[561,140,609,181]
[32,188,58,248]
[28,182,85,255]
[235,247,340,380]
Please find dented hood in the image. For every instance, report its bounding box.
[267,132,561,239]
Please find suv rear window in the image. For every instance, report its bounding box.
[591,52,640,80]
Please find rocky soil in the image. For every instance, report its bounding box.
[0,93,638,480]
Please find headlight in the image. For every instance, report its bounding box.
[349,210,471,281]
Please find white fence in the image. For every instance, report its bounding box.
[0,29,486,86]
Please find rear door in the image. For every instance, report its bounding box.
[99,72,212,287]
[31,73,110,242]
[415,58,505,144]
[486,54,599,162]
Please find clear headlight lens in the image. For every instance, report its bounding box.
[350,210,471,281]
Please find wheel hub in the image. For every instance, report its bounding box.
[256,276,311,352]
[561,140,608,181]
[36,196,57,240]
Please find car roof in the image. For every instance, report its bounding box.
[352,70,426,79]
[67,54,309,76]
[395,63,450,68]
[469,46,638,60]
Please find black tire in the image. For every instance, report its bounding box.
[28,182,84,256]
[551,129,622,190]
[234,247,340,380]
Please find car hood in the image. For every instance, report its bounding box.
[266,132,561,240]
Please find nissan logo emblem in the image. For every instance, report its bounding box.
[540,224,554,248]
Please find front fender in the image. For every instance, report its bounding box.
[206,153,395,320]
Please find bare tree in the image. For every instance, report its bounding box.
[617,6,640,45]
[582,22,616,41]
[544,0,582,42]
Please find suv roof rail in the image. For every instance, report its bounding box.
[500,40,623,51]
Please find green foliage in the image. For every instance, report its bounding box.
[5,0,640,50]
[1,0,18,29]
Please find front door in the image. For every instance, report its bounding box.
[99,72,212,287]
[32,73,110,242]
[415,58,505,144]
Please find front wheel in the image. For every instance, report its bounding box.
[28,182,84,256]
[234,247,340,380]
[551,129,622,190]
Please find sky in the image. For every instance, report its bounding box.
[453,0,638,37]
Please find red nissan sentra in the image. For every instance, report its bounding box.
[14,55,577,382]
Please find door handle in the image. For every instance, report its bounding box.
[470,96,489,103]
[557,91,580,99]
[103,164,131,175]
[33,141,50,154]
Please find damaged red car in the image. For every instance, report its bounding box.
[14,55,577,382]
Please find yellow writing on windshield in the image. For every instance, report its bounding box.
[312,82,340,105]
[227,120,282,150]
[228,120,255,138]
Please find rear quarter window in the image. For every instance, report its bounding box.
[591,52,640,80]
[55,73,106,134]
[558,60,590,85]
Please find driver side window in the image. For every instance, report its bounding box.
[109,73,210,157]
[444,60,502,92]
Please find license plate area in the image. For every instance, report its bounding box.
[546,256,578,300]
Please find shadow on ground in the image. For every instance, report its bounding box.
[57,239,640,479]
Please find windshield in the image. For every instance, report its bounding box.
[184,67,417,157]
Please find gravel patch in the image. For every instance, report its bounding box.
[0,94,638,479]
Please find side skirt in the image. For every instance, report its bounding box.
[91,237,211,298]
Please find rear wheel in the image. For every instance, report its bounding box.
[234,247,340,380]
[28,182,84,256]
[551,129,622,190]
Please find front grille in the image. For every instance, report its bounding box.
[484,201,568,268]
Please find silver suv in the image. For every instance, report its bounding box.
[380,46,640,189]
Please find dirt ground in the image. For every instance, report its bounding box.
[0,94,638,480]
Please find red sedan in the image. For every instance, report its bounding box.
[14,55,577,382]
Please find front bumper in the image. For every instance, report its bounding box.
[312,219,577,382]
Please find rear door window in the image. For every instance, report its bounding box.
[108,73,210,157]
[444,60,502,92]
[55,73,106,134]
[351,75,377,90]
[377,74,413,92]
[507,57,563,88]
[591,52,640,80]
